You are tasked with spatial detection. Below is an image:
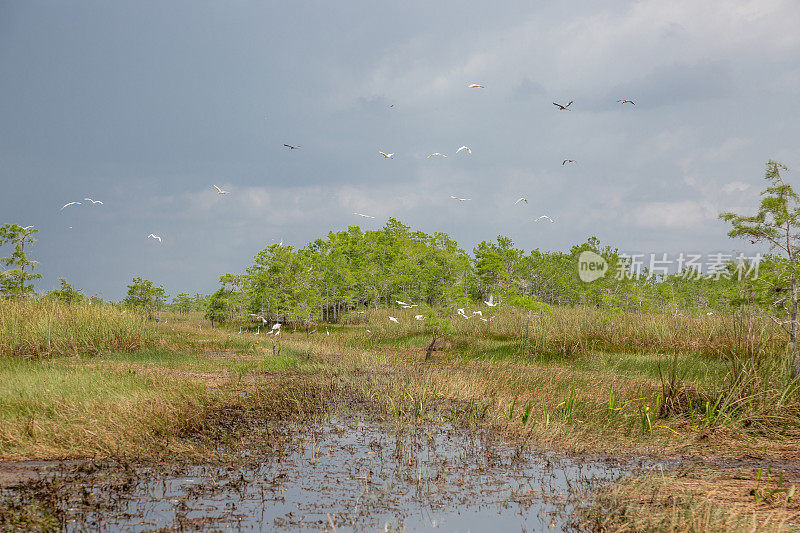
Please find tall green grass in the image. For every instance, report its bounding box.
[0,300,159,358]
[355,305,788,358]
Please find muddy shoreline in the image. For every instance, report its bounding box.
[1,418,661,531]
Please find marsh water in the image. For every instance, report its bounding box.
[3,420,654,531]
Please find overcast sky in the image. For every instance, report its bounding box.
[1,1,799,300]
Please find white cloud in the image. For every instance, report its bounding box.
[722,181,750,193]
[631,200,717,229]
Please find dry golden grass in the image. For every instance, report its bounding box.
[0,300,158,358]
[581,464,800,532]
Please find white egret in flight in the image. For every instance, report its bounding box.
[535,215,554,223]
[354,212,375,219]
[450,195,471,202]
[427,152,447,158]
[617,99,635,105]
[148,233,162,242]
[60,202,81,210]
[379,152,394,159]
[456,146,472,154]
[213,185,229,195]
[468,84,484,88]
[84,198,104,205]
[562,159,576,165]
[515,198,528,205]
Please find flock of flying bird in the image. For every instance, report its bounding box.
[291,85,635,225]
[56,85,634,245]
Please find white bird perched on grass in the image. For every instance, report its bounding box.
[456,146,472,154]
[450,195,471,202]
[148,233,162,242]
[485,295,497,307]
[379,152,394,159]
[326,327,330,336]
[396,300,409,306]
[457,308,465,315]
[479,317,488,322]
[213,185,229,195]
[61,202,81,210]
[472,310,483,317]
[354,212,375,219]
[515,197,528,205]
[427,152,447,158]
[468,84,484,88]
[388,316,399,324]
[415,314,424,321]
[272,323,281,331]
[534,215,554,223]
[401,304,418,309]
[84,198,104,205]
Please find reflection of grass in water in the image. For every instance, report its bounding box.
[2,422,623,531]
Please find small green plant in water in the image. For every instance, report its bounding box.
[639,404,652,434]
[703,394,723,426]
[607,385,621,415]
[505,397,517,421]
[542,399,551,429]
[558,385,578,421]
[521,399,533,425]
[753,465,796,503]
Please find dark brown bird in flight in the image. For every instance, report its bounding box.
[283,144,301,149]
[553,101,573,110]
[562,159,576,165]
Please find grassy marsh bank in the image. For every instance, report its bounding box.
[1,304,799,530]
